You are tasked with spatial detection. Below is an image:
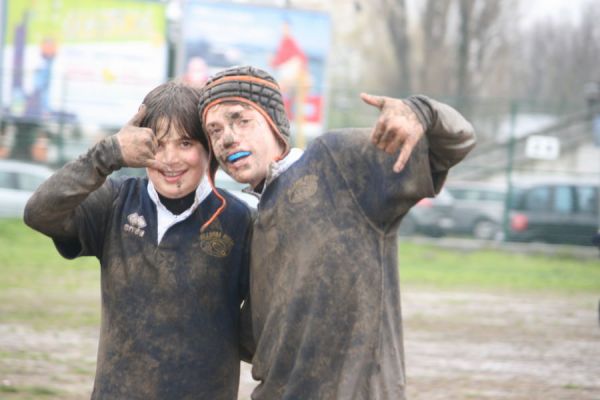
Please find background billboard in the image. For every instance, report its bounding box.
[181,1,331,146]
[1,0,167,128]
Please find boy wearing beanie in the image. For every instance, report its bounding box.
[24,80,252,400]
[199,66,476,400]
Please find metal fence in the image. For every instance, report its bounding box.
[2,74,599,247]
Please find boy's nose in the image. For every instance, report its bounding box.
[222,129,235,147]
[160,144,179,163]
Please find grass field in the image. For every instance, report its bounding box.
[398,240,600,293]
[1,218,600,399]
[2,218,600,331]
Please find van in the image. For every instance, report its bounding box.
[506,180,599,246]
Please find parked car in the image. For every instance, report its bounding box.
[506,180,598,246]
[0,159,54,218]
[443,181,506,240]
[399,182,506,240]
[398,188,454,237]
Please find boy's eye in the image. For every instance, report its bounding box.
[236,118,253,130]
[207,127,223,138]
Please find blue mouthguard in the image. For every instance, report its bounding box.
[227,151,251,162]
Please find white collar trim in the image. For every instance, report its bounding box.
[243,147,304,197]
[147,176,212,244]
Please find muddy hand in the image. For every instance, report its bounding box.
[360,93,425,173]
[115,105,170,172]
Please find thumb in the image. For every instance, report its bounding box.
[128,104,147,127]
[360,93,385,110]
[144,158,171,173]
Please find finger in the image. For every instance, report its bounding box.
[393,137,418,173]
[360,93,385,110]
[128,104,147,127]
[144,158,171,173]
[378,125,400,153]
[370,119,387,146]
[132,128,157,156]
[384,130,405,154]
[146,132,158,154]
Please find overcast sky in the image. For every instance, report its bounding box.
[404,0,590,30]
[519,0,588,27]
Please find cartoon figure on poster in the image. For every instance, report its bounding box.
[29,37,58,117]
[184,56,209,88]
[10,10,58,119]
[270,20,312,148]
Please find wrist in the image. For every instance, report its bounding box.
[403,95,434,133]
[88,135,124,177]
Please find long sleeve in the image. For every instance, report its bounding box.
[321,97,476,231]
[23,135,124,247]
[404,95,477,183]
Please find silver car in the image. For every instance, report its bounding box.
[0,159,54,218]
[444,181,506,240]
[399,188,454,237]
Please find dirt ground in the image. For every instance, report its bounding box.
[2,288,599,400]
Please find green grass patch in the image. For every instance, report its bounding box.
[2,219,600,331]
[562,383,580,390]
[399,242,600,292]
[0,384,62,397]
[0,385,19,393]
[0,219,100,330]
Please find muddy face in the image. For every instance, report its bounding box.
[146,119,207,199]
[204,103,284,189]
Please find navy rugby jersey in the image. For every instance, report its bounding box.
[24,137,252,400]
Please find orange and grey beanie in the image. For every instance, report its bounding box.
[198,65,291,167]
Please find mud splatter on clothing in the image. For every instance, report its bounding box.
[249,97,476,400]
[24,136,253,400]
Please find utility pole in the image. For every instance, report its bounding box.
[502,100,518,241]
[583,82,600,249]
[166,0,183,79]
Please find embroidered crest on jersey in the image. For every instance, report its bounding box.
[200,227,234,257]
[124,212,146,237]
[288,174,319,204]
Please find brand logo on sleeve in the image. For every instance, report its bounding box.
[124,213,147,238]
[288,174,319,204]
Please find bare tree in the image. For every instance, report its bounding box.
[383,0,412,94]
[419,0,453,95]
[516,0,600,108]
[456,0,474,108]
[455,0,510,114]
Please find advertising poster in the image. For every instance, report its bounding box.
[181,1,331,146]
[1,0,167,127]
